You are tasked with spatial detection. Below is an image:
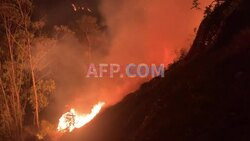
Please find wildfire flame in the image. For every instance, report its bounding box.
[57,102,105,133]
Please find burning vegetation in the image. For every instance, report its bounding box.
[1,0,249,141]
[57,102,105,133]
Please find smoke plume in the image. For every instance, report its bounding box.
[41,0,212,117]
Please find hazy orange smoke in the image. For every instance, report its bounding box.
[93,0,213,104]
[45,0,212,115]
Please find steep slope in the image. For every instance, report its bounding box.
[61,0,250,140]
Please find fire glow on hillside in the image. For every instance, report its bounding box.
[57,102,105,133]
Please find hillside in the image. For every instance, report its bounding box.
[61,0,250,140]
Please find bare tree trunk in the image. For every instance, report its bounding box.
[3,16,23,140]
[28,41,40,128]
[17,0,40,128]
[1,0,38,140]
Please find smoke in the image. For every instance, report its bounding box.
[101,0,200,63]
[94,0,212,104]
[40,0,212,117]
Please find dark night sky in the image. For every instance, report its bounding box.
[33,0,101,26]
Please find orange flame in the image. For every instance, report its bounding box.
[57,102,105,133]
